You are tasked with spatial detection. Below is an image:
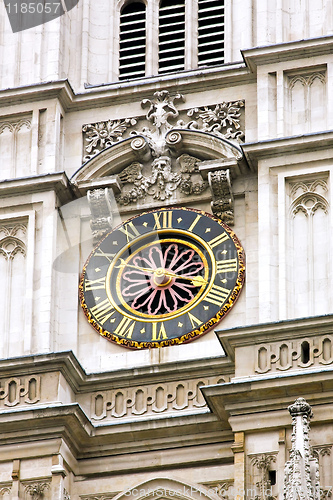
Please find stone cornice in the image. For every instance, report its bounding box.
[0,403,231,468]
[0,63,252,112]
[0,350,231,392]
[242,131,333,170]
[214,314,333,361]
[202,365,333,432]
[242,35,333,73]
[0,172,75,205]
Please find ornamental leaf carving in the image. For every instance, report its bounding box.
[180,101,245,141]
[83,118,137,162]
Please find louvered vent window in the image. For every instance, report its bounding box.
[119,1,146,80]
[198,0,224,67]
[159,0,185,74]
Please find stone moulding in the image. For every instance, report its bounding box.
[255,334,333,374]
[90,375,227,421]
[0,375,40,407]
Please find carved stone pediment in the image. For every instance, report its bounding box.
[72,91,248,229]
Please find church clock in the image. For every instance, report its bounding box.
[79,207,245,349]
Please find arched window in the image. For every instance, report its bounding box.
[198,0,224,67]
[158,0,185,74]
[119,1,146,80]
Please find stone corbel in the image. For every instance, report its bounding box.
[208,170,234,226]
[87,188,114,244]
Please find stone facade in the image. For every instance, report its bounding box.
[0,2,333,500]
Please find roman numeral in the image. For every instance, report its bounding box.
[216,259,238,273]
[90,299,115,325]
[188,214,202,232]
[118,221,140,242]
[153,211,173,230]
[188,312,202,329]
[84,277,106,291]
[204,284,231,307]
[94,249,116,262]
[208,232,229,249]
[151,322,168,341]
[114,317,136,339]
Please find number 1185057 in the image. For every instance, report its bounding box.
[5,2,61,13]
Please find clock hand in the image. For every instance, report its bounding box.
[116,259,208,286]
[114,258,156,274]
[162,270,208,286]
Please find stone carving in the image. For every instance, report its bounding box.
[64,489,71,500]
[288,72,326,90]
[0,118,31,135]
[0,223,27,260]
[320,489,332,500]
[0,486,11,497]
[25,482,50,500]
[80,494,119,500]
[0,375,40,406]
[116,154,207,205]
[90,376,227,421]
[182,101,245,142]
[83,118,137,163]
[249,453,277,500]
[312,446,332,460]
[81,90,244,219]
[208,170,234,225]
[87,188,114,244]
[255,335,333,374]
[201,481,234,500]
[290,178,329,217]
[141,89,184,146]
[284,398,320,500]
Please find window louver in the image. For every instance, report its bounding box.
[159,0,185,74]
[198,0,224,67]
[119,2,146,80]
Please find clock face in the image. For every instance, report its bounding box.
[79,207,245,349]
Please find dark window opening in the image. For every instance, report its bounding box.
[268,470,276,486]
[159,0,185,74]
[301,341,310,364]
[198,0,224,67]
[119,1,146,80]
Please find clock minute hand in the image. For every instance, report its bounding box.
[162,270,208,286]
[115,258,156,274]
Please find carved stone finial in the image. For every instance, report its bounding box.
[284,398,320,500]
[288,397,313,418]
[141,90,184,135]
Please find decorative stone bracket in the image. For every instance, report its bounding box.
[87,188,114,244]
